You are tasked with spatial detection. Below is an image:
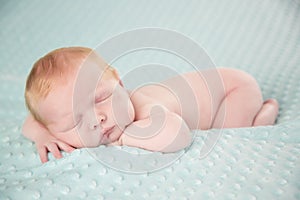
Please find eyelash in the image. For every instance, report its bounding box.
[61,121,79,133]
[66,114,83,132]
[68,120,80,131]
[95,93,112,103]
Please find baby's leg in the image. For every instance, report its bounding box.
[212,85,264,128]
[211,69,279,128]
[252,99,279,126]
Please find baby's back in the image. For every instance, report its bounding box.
[134,68,255,130]
[135,68,229,129]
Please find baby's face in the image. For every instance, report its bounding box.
[37,62,135,148]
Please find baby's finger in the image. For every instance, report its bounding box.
[47,143,63,159]
[37,146,48,163]
[57,141,76,153]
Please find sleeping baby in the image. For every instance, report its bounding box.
[22,47,279,163]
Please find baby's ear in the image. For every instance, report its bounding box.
[119,80,124,87]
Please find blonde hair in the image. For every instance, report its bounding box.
[25,47,94,124]
[25,47,120,124]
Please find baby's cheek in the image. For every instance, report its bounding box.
[127,102,135,122]
[112,100,134,127]
[111,87,135,127]
[76,127,102,147]
[52,130,83,148]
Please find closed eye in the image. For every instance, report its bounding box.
[62,119,81,133]
[95,93,112,104]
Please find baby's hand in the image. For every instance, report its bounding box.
[23,114,75,163]
[119,105,192,152]
[35,134,75,163]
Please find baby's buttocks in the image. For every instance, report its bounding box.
[151,70,226,130]
[169,71,225,130]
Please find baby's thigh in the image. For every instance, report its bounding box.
[213,68,264,127]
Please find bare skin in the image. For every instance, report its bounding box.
[23,64,279,163]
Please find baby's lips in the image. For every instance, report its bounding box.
[99,126,115,144]
[100,126,115,144]
[101,126,115,136]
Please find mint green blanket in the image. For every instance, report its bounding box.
[0,0,299,199]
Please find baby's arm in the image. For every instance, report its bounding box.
[118,105,192,152]
[22,115,75,163]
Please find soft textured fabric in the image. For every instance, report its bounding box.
[0,0,299,199]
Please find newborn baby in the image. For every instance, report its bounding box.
[22,47,279,163]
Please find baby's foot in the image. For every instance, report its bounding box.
[253,99,279,126]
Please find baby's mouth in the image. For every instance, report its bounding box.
[100,126,115,143]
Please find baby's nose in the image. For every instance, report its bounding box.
[99,114,107,122]
[89,114,107,130]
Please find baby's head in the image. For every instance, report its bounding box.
[25,47,91,124]
[25,47,135,147]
